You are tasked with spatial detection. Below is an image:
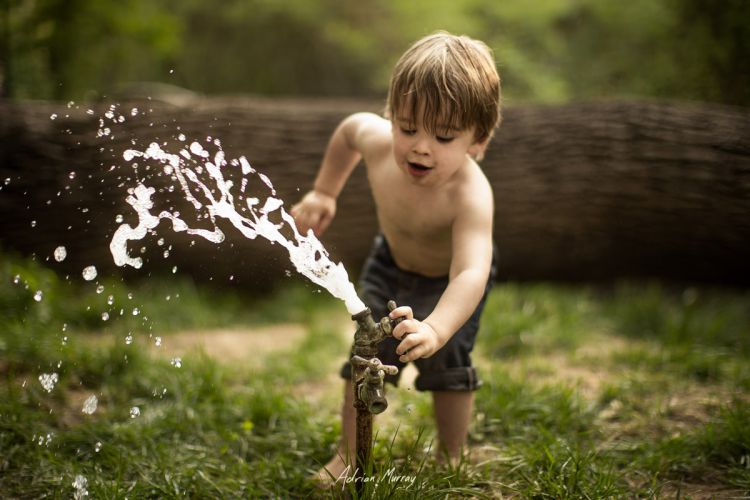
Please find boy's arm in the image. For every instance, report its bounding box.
[392,180,494,362]
[291,112,383,236]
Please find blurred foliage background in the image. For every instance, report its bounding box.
[1,0,748,105]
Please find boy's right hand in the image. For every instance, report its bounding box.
[290,190,337,237]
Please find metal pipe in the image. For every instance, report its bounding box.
[350,301,401,494]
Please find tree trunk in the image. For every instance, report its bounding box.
[1,96,748,289]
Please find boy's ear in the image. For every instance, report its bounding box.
[468,136,491,162]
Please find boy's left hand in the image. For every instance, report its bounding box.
[389,306,443,362]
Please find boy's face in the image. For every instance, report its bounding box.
[390,112,487,187]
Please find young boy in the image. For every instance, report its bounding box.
[291,31,501,483]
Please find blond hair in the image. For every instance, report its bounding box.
[386,31,501,142]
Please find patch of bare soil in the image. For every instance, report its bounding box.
[656,482,749,500]
[150,323,307,367]
[83,323,308,368]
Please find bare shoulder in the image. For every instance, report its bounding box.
[345,112,392,158]
[455,161,494,217]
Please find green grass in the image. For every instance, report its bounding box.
[2,253,749,498]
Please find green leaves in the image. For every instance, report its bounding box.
[5,0,749,104]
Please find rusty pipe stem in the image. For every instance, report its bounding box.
[350,302,400,494]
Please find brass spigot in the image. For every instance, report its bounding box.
[351,300,402,358]
[351,356,398,414]
[350,300,403,491]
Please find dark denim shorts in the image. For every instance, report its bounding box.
[340,234,497,391]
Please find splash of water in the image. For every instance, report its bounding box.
[82,395,98,415]
[72,475,89,500]
[54,246,67,262]
[109,140,366,314]
[82,265,98,281]
[39,373,58,392]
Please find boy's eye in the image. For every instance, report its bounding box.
[436,136,455,144]
[400,127,416,135]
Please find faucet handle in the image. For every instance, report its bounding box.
[351,355,399,376]
[386,299,411,341]
[386,299,406,329]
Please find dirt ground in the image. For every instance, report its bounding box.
[149,323,309,368]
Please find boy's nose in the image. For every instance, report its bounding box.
[411,135,431,155]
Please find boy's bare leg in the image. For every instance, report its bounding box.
[314,380,356,484]
[432,390,474,463]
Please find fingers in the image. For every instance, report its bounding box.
[291,206,332,237]
[393,318,425,362]
[389,306,413,321]
[291,191,337,237]
[317,212,333,236]
[291,207,320,236]
[396,336,427,363]
[392,317,416,340]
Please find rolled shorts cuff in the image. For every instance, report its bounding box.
[340,363,481,391]
[415,366,482,391]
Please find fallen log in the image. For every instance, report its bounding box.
[1,96,748,288]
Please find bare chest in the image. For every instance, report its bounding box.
[367,163,456,273]
[370,169,452,234]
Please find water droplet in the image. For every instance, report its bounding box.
[163,250,169,258]
[82,266,97,281]
[154,336,162,347]
[157,238,164,246]
[132,308,140,316]
[96,285,105,294]
[101,312,109,321]
[130,107,138,116]
[38,373,58,392]
[94,441,102,452]
[125,334,133,345]
[82,395,98,414]
[54,246,67,262]
[72,474,88,500]
[130,406,140,418]
[68,171,76,180]
[115,214,124,223]
[50,114,58,120]
[178,133,186,141]
[171,357,182,368]
[172,266,178,274]
[33,291,43,302]
[36,432,54,447]
[30,220,37,228]
[13,274,20,284]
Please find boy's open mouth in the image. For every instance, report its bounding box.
[407,161,432,177]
